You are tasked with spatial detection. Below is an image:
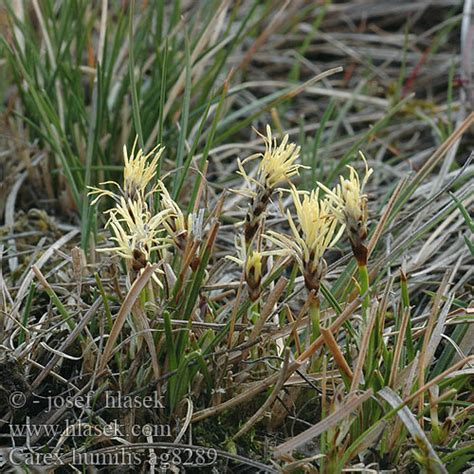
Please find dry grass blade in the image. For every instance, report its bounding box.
[10,229,79,324]
[418,270,451,424]
[349,300,379,393]
[248,277,287,345]
[367,175,408,258]
[193,296,363,422]
[226,276,244,350]
[30,297,103,390]
[191,362,296,423]
[233,347,290,440]
[98,264,158,372]
[132,305,161,379]
[237,0,297,72]
[379,387,448,474]
[297,297,361,362]
[345,420,387,463]
[424,293,455,368]
[320,326,353,380]
[2,2,472,471]
[281,454,326,473]
[389,354,421,452]
[273,389,373,458]
[5,166,28,273]
[389,307,410,387]
[395,112,474,215]
[406,356,473,407]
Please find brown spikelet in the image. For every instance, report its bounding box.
[244,186,272,245]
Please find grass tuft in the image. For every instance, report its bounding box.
[0,1,473,472]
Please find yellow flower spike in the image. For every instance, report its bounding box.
[111,198,172,244]
[99,195,172,283]
[87,137,164,205]
[257,125,303,189]
[227,236,284,300]
[267,185,341,292]
[317,152,373,265]
[317,153,373,326]
[123,137,164,201]
[289,187,337,262]
[240,125,305,245]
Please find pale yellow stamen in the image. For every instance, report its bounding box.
[258,125,302,189]
[100,195,171,262]
[317,152,373,232]
[237,125,304,193]
[123,137,163,200]
[157,180,189,240]
[87,137,164,205]
[267,186,341,273]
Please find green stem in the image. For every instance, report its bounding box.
[400,271,414,362]
[146,280,155,312]
[250,300,260,324]
[358,263,369,324]
[309,294,321,343]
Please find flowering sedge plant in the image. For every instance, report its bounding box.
[318,152,373,324]
[267,186,341,341]
[105,196,171,272]
[238,125,304,246]
[88,139,172,284]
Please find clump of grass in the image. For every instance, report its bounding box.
[1,2,473,473]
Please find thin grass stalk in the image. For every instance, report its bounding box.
[389,307,410,388]
[309,292,321,342]
[320,326,353,383]
[32,265,75,332]
[400,268,414,362]
[340,356,473,469]
[418,271,451,428]
[232,348,290,440]
[358,263,370,326]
